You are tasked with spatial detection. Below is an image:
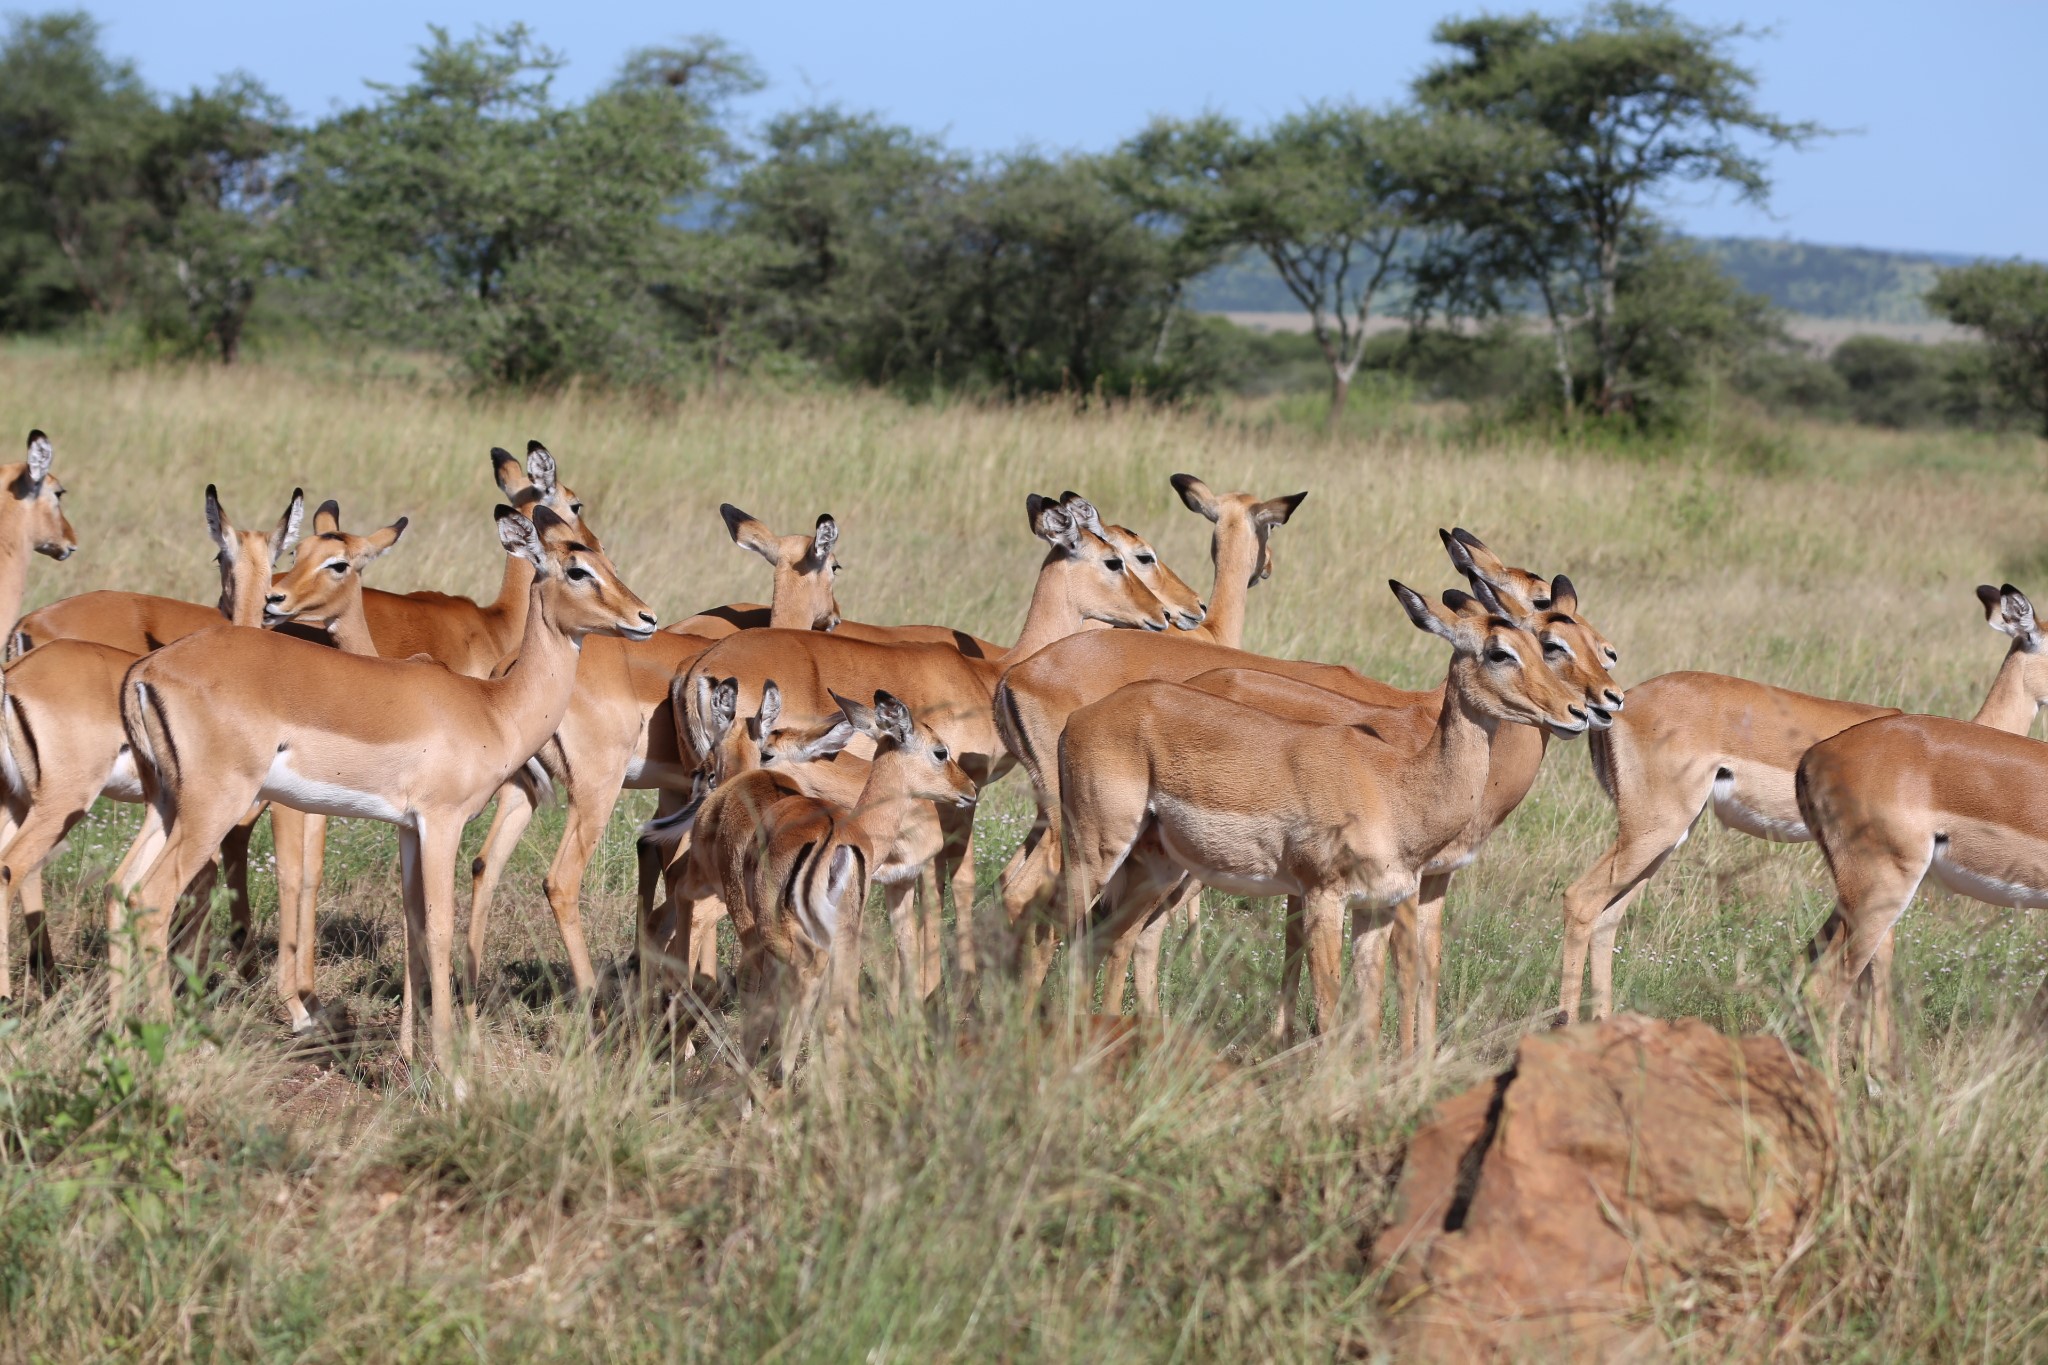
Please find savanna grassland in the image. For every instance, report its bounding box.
[5,343,2048,1359]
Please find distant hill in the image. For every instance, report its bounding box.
[1189,237,1997,324]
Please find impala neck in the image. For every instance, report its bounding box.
[326,597,379,656]
[844,774,929,862]
[1970,644,2044,735]
[0,523,29,640]
[1392,657,1501,866]
[484,569,584,755]
[485,551,536,648]
[1202,517,1261,649]
[1001,553,1094,667]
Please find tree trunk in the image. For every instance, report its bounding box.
[1549,316,1573,419]
[1325,367,1351,433]
[1151,284,1181,366]
[1593,237,1621,412]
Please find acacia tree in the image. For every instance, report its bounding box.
[1415,2,1819,413]
[1126,106,1433,428]
[1926,262,2048,438]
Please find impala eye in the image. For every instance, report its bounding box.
[1136,553,1155,565]
[1487,647,1520,666]
[932,746,949,764]
[566,564,592,582]
[330,562,348,575]
[570,501,584,516]
[1103,557,1124,573]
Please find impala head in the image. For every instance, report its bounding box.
[721,504,842,630]
[1976,583,2048,710]
[830,688,978,809]
[1027,493,1173,632]
[264,500,408,630]
[495,504,655,642]
[1440,528,1624,726]
[207,485,304,627]
[493,439,599,547]
[1393,578,1589,737]
[1170,473,1306,595]
[1059,491,1206,630]
[6,429,75,560]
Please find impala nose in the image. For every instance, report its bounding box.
[1603,688,1625,712]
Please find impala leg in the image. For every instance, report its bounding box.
[466,779,536,1008]
[919,869,945,1004]
[1410,874,1451,1057]
[1129,914,1165,1017]
[818,877,869,1105]
[540,765,629,999]
[1805,847,1927,1076]
[1303,889,1346,1038]
[0,799,94,995]
[106,806,167,988]
[1586,883,1649,1020]
[935,805,977,993]
[417,817,464,1071]
[1351,901,1396,1051]
[636,788,687,946]
[219,802,263,978]
[1558,796,1700,1023]
[126,790,252,1019]
[882,878,918,1019]
[1271,895,1306,1048]
[1387,895,1421,1054]
[395,824,427,1065]
[294,813,329,1017]
[272,805,308,1026]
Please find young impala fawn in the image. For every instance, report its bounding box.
[1,485,295,999]
[1054,581,1588,1040]
[686,689,975,1092]
[112,504,654,1070]
[671,493,1175,1002]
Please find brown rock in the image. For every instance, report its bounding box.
[1374,1014,1835,1360]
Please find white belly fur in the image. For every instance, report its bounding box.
[262,751,406,823]
[102,747,145,803]
[1711,771,1810,843]
[1930,848,2048,910]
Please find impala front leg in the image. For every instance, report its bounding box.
[466,778,536,1008]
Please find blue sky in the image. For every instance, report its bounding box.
[75,1,2047,259]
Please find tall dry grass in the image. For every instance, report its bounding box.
[4,341,2048,1357]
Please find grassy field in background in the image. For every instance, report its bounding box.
[5,343,2048,1357]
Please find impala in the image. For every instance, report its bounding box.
[1054,581,1588,1039]
[662,493,1176,998]
[680,689,974,1091]
[1,484,296,998]
[1796,672,2048,1070]
[1556,581,2048,1026]
[111,502,654,1069]
[991,474,1305,959]
[253,504,410,1029]
[1113,560,1622,1045]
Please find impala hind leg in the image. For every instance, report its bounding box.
[935,806,977,994]
[465,778,536,1008]
[882,878,919,1019]
[0,798,94,996]
[1558,787,1707,1023]
[218,803,264,978]
[1271,895,1306,1047]
[1303,889,1347,1037]
[1805,844,1928,1076]
[123,790,253,1018]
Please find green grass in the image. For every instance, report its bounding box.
[5,343,2048,1357]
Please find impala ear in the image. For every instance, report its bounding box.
[1993,584,2038,647]
[775,717,857,763]
[490,446,530,499]
[809,514,838,566]
[870,689,915,747]
[205,484,230,554]
[1254,491,1306,527]
[1028,494,1079,551]
[1058,492,1105,537]
[1393,580,1457,643]
[829,688,878,737]
[495,505,546,570]
[273,489,305,566]
[525,440,558,497]
[755,680,782,737]
[1394,579,1487,651]
[24,429,51,484]
[1170,473,1220,522]
[1545,573,1580,615]
[1447,526,1512,586]
[363,516,408,561]
[312,499,342,537]
[720,504,781,566]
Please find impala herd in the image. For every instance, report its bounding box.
[0,427,2043,1087]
